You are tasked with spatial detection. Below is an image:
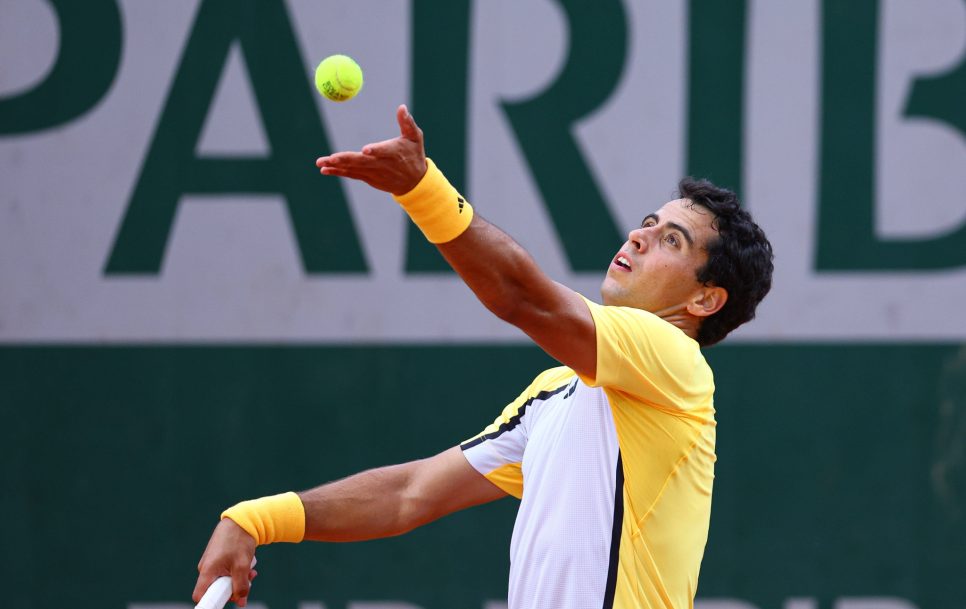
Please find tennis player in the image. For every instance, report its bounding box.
[192,105,774,609]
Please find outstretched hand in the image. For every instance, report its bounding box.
[316,104,428,195]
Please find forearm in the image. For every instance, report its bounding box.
[437,215,551,322]
[298,462,425,542]
[392,160,559,323]
[395,161,596,374]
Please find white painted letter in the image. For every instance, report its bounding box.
[836,598,919,609]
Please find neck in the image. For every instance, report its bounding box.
[652,303,701,341]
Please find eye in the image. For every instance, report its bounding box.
[641,219,656,228]
[665,233,680,247]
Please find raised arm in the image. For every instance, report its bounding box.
[193,447,504,607]
[316,105,597,378]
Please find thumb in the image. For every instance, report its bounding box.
[396,104,422,143]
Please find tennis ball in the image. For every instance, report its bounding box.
[315,55,364,102]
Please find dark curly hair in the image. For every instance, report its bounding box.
[678,177,774,346]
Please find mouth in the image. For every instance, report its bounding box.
[612,254,632,272]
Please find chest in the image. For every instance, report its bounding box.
[520,380,620,486]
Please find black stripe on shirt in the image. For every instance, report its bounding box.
[460,381,573,451]
[602,451,624,609]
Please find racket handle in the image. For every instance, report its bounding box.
[195,557,257,609]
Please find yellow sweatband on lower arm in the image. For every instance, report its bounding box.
[392,158,474,244]
[221,491,305,546]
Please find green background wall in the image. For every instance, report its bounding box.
[2,345,964,608]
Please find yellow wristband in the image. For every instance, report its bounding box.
[221,491,305,546]
[392,158,474,244]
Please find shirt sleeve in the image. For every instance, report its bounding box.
[459,367,574,498]
[576,296,714,415]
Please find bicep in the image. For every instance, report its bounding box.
[409,446,507,524]
[503,281,597,379]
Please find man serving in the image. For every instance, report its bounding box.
[193,105,774,609]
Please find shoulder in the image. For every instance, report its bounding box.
[583,296,693,346]
[579,297,714,411]
[525,366,577,395]
[583,296,705,369]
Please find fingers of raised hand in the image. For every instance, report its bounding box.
[360,138,404,158]
[316,152,381,176]
[316,151,374,167]
[396,104,423,144]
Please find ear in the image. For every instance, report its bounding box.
[686,286,728,318]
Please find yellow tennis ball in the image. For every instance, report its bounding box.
[315,55,364,102]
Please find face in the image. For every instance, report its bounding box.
[600,199,720,317]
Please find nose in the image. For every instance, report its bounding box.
[627,226,648,252]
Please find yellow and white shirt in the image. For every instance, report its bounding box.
[461,297,716,609]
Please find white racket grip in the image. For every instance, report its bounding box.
[195,557,257,609]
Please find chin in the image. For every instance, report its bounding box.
[601,284,652,311]
[599,279,616,305]
[599,281,627,307]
